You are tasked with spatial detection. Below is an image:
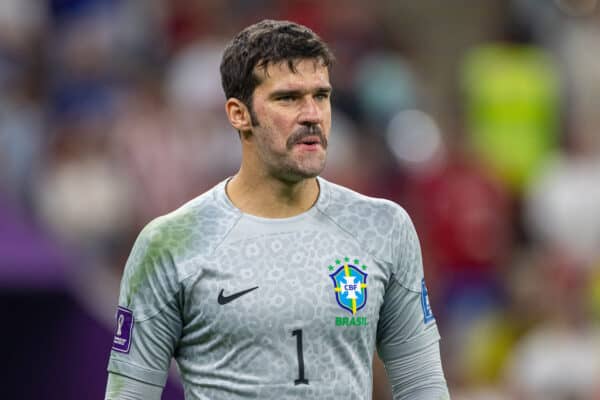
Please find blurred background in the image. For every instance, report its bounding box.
[2,0,600,399]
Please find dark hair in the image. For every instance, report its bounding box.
[220,20,334,110]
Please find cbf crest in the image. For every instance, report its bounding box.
[328,257,368,315]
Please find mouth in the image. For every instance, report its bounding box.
[298,136,322,146]
[286,127,328,151]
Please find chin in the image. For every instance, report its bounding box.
[297,160,327,178]
[270,154,327,182]
[276,164,325,183]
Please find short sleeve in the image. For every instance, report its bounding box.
[107,219,183,387]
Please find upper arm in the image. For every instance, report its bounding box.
[376,207,450,398]
[107,220,183,387]
[377,206,436,345]
[105,372,163,400]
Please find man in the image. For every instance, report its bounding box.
[105,19,450,399]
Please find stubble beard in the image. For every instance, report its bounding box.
[274,148,327,183]
[253,119,329,183]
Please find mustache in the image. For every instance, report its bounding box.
[286,125,328,150]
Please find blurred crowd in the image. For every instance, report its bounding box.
[2,0,600,399]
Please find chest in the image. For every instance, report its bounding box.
[181,230,391,342]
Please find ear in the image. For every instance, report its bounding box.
[225,98,253,133]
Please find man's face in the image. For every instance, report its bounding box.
[248,58,332,183]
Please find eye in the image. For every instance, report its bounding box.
[314,92,330,101]
[277,94,297,102]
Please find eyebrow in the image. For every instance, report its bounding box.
[269,86,332,99]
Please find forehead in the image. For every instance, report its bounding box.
[254,59,330,92]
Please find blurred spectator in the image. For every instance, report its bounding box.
[165,0,237,51]
[558,10,600,155]
[0,77,44,209]
[0,0,44,52]
[525,152,600,267]
[354,53,420,129]
[35,133,134,252]
[509,15,600,394]
[452,387,511,400]
[404,149,512,278]
[461,23,561,193]
[0,0,45,209]
[503,259,600,400]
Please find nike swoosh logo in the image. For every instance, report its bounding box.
[217,286,259,305]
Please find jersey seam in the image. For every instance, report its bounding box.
[389,271,420,293]
[315,207,392,266]
[177,210,243,284]
[135,295,180,322]
[138,210,244,322]
[391,207,401,268]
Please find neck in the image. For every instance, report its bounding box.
[226,167,320,218]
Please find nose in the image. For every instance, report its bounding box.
[298,96,323,125]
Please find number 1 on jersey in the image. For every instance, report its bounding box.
[292,329,309,385]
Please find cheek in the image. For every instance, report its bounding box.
[269,109,295,132]
[253,115,289,151]
[323,111,332,136]
[259,110,294,139]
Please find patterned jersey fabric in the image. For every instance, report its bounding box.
[107,177,441,399]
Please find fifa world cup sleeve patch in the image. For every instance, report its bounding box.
[112,306,134,353]
[420,278,435,324]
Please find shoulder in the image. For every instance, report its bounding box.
[317,177,411,229]
[318,179,425,291]
[145,185,237,254]
[120,181,240,315]
[140,180,241,260]
[317,178,412,263]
